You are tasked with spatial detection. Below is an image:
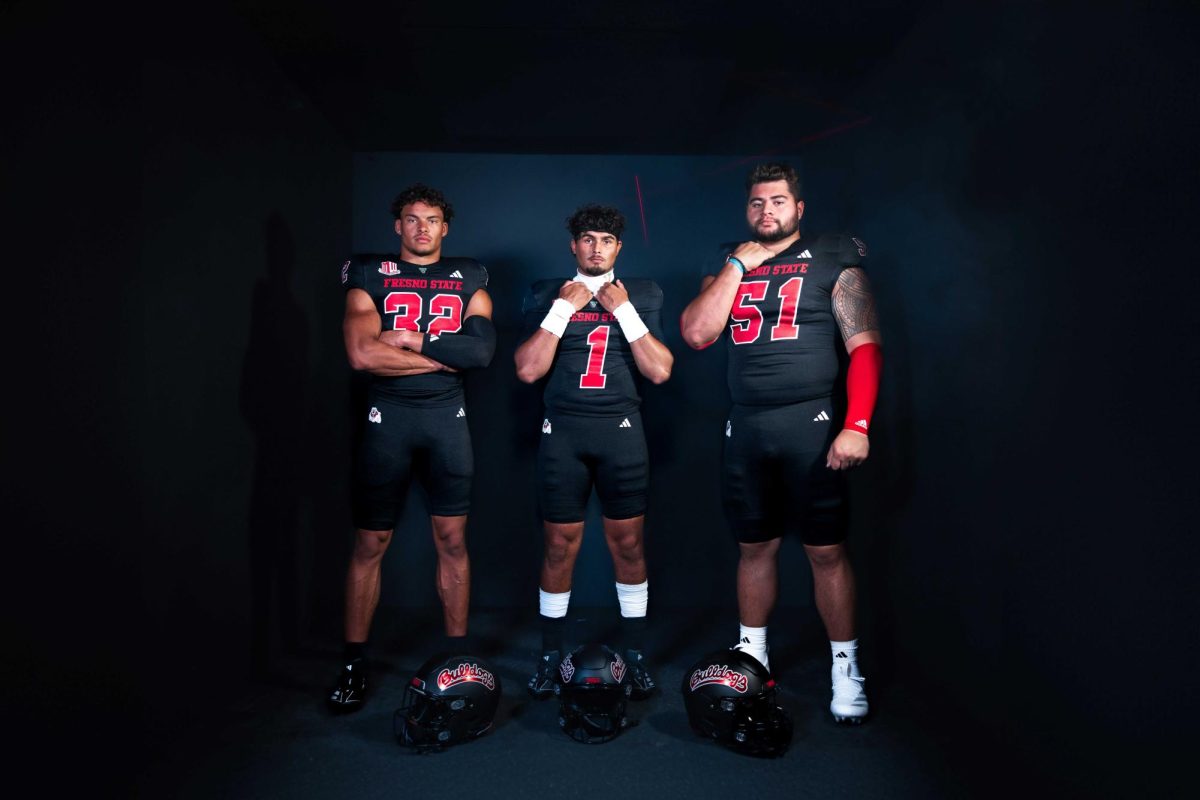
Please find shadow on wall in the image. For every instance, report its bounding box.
[240,213,310,677]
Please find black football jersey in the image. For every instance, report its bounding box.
[522,277,664,416]
[341,254,489,404]
[715,234,867,405]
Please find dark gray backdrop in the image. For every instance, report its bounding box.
[4,2,1196,796]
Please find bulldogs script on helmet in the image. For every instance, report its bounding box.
[688,664,750,693]
[437,663,496,692]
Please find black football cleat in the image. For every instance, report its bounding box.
[327,659,368,713]
[527,650,560,699]
[624,650,658,700]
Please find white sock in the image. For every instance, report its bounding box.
[737,624,769,670]
[538,588,570,619]
[830,638,858,663]
[615,580,648,618]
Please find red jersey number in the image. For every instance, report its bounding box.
[729,278,806,345]
[580,325,611,389]
[384,292,464,333]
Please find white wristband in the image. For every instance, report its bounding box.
[612,302,649,342]
[540,298,576,338]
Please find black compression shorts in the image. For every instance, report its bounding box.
[721,396,847,545]
[537,411,648,523]
[353,393,473,529]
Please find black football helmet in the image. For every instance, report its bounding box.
[681,649,792,757]
[393,653,501,752]
[555,643,631,744]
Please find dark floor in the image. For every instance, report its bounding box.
[136,608,1005,799]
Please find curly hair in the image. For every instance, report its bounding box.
[745,163,802,200]
[566,204,626,240]
[390,183,454,223]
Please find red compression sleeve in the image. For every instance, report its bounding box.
[844,342,882,435]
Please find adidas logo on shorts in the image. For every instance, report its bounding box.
[814,410,830,422]
[542,419,552,434]
[450,270,463,278]
[619,418,632,428]
[456,408,466,418]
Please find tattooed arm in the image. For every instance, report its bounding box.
[832,267,883,353]
[827,267,883,470]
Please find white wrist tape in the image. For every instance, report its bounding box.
[540,298,576,338]
[612,302,649,342]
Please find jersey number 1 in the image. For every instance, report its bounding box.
[580,325,610,389]
[729,278,804,345]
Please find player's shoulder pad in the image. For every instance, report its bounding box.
[524,278,565,315]
[440,257,490,289]
[341,253,389,290]
[817,234,868,268]
[618,278,663,312]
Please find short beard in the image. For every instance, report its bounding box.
[577,262,611,277]
[754,216,799,243]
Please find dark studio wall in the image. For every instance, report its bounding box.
[137,6,353,733]
[3,2,1196,796]
[3,3,351,791]
[797,5,1199,795]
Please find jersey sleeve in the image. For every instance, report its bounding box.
[521,279,559,337]
[820,234,868,270]
[340,255,369,291]
[702,242,737,279]
[628,279,665,341]
[465,259,490,295]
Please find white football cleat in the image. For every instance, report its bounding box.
[830,660,868,723]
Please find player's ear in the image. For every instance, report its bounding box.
[441,221,449,238]
[796,201,805,220]
[614,239,623,256]
[394,219,404,235]
[570,238,578,256]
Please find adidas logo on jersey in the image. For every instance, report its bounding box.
[418,267,427,274]
[542,419,552,434]
[449,269,463,279]
[456,408,466,418]
[814,410,830,422]
[378,261,399,275]
[725,421,732,438]
[368,407,382,424]
[430,334,440,342]
[854,419,868,430]
[619,418,632,428]
[798,249,812,258]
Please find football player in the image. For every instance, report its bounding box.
[680,163,883,723]
[329,184,495,712]
[515,204,673,700]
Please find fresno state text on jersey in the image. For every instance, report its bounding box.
[718,234,866,406]
[522,278,664,417]
[342,254,489,405]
